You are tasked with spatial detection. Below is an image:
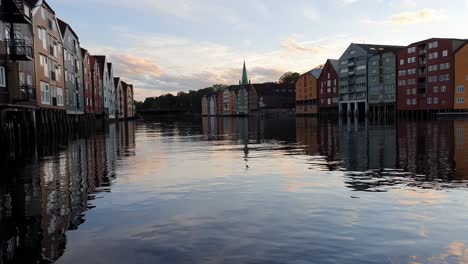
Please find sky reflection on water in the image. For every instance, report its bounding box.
[1,117,468,264]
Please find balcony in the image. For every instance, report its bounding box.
[16,85,36,102]
[418,71,426,78]
[348,71,355,76]
[6,39,33,61]
[419,60,426,66]
[348,62,355,67]
[419,49,427,56]
[4,1,32,24]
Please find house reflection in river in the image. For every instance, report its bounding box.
[368,121,397,169]
[338,118,369,171]
[454,120,468,180]
[0,122,136,263]
[397,120,455,180]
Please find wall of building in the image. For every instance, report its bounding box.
[339,44,368,114]
[368,52,397,106]
[318,61,339,109]
[296,72,319,115]
[62,26,83,114]
[82,50,93,114]
[454,44,468,110]
[32,4,65,109]
[397,39,464,111]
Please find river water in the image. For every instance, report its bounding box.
[1,117,468,264]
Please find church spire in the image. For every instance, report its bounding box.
[241,61,248,86]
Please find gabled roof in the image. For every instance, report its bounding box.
[328,59,339,72]
[300,68,322,79]
[107,63,113,75]
[28,0,55,15]
[318,59,339,80]
[92,55,106,78]
[81,48,88,57]
[454,40,468,54]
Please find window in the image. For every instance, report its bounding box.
[440,63,450,70]
[0,66,5,87]
[407,99,411,105]
[428,76,437,82]
[400,59,404,65]
[439,75,450,82]
[456,86,465,93]
[457,97,465,104]
[441,85,447,92]
[408,47,416,53]
[434,97,439,104]
[57,88,63,106]
[408,57,416,63]
[412,99,417,105]
[41,7,45,19]
[427,98,433,104]
[327,73,330,79]
[442,50,448,57]
[412,88,416,95]
[407,89,411,95]
[40,82,50,105]
[43,56,49,77]
[429,52,439,60]
[429,41,438,49]
[357,65,366,71]
[434,86,439,93]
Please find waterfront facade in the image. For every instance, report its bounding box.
[90,55,103,115]
[124,83,134,118]
[0,0,36,105]
[318,59,339,113]
[397,38,465,112]
[368,51,399,115]
[296,68,322,116]
[107,63,115,119]
[237,85,249,115]
[114,77,124,119]
[201,95,208,116]
[81,48,93,114]
[339,44,400,115]
[58,18,83,114]
[31,0,65,110]
[454,42,468,111]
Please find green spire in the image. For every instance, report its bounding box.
[241,61,248,85]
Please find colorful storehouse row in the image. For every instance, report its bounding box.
[0,0,136,121]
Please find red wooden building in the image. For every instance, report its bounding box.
[397,38,465,113]
[318,59,340,113]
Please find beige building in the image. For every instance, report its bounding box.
[31,1,65,109]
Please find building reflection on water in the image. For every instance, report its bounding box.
[0,122,136,264]
[202,117,468,189]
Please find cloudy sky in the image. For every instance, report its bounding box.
[48,0,468,101]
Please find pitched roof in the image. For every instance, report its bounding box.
[92,55,106,79]
[328,59,339,72]
[353,43,404,54]
[57,17,81,40]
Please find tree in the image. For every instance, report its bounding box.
[278,72,301,85]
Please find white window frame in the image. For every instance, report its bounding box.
[0,66,5,87]
[40,81,50,105]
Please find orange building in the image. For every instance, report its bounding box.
[454,42,468,110]
[296,68,322,115]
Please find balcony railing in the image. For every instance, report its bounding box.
[6,39,33,61]
[18,85,36,101]
[419,49,426,56]
[419,60,426,65]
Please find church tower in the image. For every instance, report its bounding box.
[241,61,249,86]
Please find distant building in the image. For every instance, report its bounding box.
[209,94,217,116]
[81,48,93,114]
[339,43,401,115]
[114,77,124,119]
[122,82,134,119]
[318,59,340,113]
[454,41,468,111]
[296,68,322,116]
[57,18,84,114]
[216,90,223,115]
[256,82,295,110]
[89,55,103,115]
[201,95,208,116]
[0,0,36,105]
[107,63,115,119]
[236,85,250,115]
[397,38,465,113]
